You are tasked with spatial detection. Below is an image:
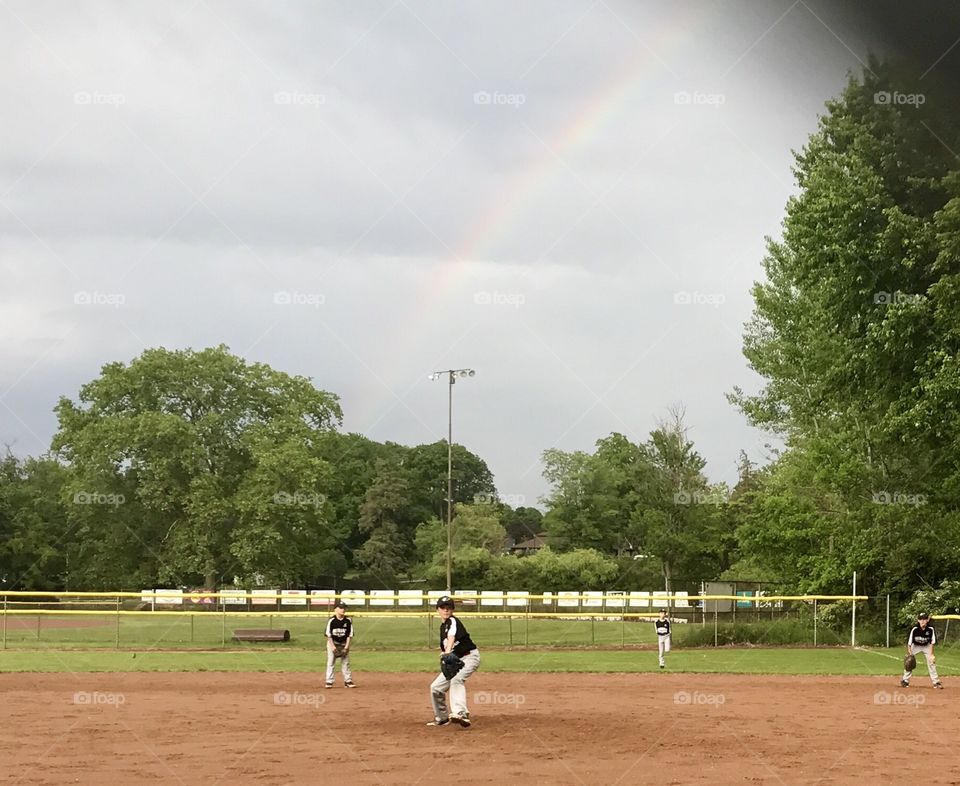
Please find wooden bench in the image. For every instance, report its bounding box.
[232,628,291,642]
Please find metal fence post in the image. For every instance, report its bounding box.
[115,596,121,649]
[221,605,226,648]
[813,599,817,647]
[713,606,718,647]
[851,572,857,648]
[2,596,6,650]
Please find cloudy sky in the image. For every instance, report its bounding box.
[2,1,957,507]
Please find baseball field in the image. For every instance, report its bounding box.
[4,643,959,785]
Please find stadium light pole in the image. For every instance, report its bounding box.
[428,368,476,594]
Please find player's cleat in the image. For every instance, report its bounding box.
[900,680,909,688]
[345,681,356,688]
[426,719,450,727]
[659,664,665,669]
[325,683,333,689]
[934,682,944,689]
[451,714,471,728]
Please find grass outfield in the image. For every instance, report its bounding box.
[1,614,858,649]
[2,646,958,675]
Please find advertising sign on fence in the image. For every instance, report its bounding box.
[629,591,651,608]
[398,590,422,607]
[152,589,183,606]
[557,592,580,608]
[280,590,307,606]
[605,591,626,608]
[251,590,278,606]
[311,590,336,608]
[480,591,504,607]
[339,589,366,607]
[582,591,603,608]
[369,590,395,607]
[220,590,248,606]
[506,591,529,607]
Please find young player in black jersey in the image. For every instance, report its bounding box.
[325,601,355,688]
[428,596,480,728]
[655,609,671,669]
[901,612,943,689]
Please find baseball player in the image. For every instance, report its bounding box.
[655,609,671,669]
[325,601,356,689]
[901,612,943,689]
[427,596,480,728]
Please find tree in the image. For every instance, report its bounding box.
[500,505,544,545]
[52,345,343,589]
[729,61,960,595]
[0,453,72,590]
[414,504,507,585]
[354,459,414,584]
[402,441,496,525]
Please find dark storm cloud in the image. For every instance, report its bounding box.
[2,1,957,505]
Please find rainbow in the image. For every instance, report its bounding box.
[350,27,696,433]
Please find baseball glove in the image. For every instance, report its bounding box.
[904,653,917,671]
[333,645,346,659]
[440,653,464,680]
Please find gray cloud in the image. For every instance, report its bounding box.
[4,0,951,505]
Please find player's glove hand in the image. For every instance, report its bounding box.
[903,653,917,671]
[333,645,346,659]
[440,653,465,680]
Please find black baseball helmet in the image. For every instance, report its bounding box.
[918,612,929,620]
[436,595,455,609]
[334,601,347,610]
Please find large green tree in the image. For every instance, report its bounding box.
[0,453,72,590]
[730,62,960,595]
[52,345,344,589]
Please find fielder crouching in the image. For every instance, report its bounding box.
[428,595,480,728]
[901,612,943,690]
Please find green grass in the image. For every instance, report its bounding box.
[2,646,959,676]
[1,614,662,650]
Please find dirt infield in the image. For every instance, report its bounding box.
[2,672,958,785]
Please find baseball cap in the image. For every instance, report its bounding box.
[334,601,347,610]
[436,596,455,609]
[918,612,929,620]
